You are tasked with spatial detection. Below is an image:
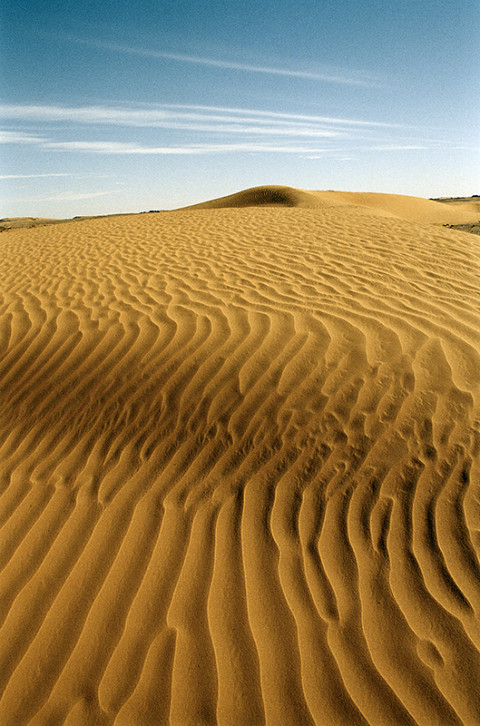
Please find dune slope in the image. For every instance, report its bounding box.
[0,197,479,725]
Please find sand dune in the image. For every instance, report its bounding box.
[0,217,67,231]
[182,185,480,225]
[0,188,479,724]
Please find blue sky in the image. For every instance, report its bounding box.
[1,0,479,217]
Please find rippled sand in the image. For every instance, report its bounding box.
[0,187,479,725]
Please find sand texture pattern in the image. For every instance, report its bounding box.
[0,190,480,725]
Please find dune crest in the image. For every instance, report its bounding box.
[0,199,479,724]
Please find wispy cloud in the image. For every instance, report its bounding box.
[0,136,441,157]
[68,37,382,88]
[0,172,74,179]
[304,144,429,159]
[12,190,119,202]
[0,125,335,155]
[163,104,406,128]
[42,190,119,201]
[43,140,335,155]
[0,103,399,137]
[0,103,451,158]
[0,129,46,144]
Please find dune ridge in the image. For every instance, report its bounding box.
[0,192,479,724]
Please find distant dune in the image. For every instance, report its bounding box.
[0,187,479,724]
[0,217,67,230]
[181,184,480,225]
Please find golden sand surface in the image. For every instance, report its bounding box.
[0,187,479,725]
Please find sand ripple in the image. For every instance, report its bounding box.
[0,202,479,724]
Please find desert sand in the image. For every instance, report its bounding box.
[0,186,479,725]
